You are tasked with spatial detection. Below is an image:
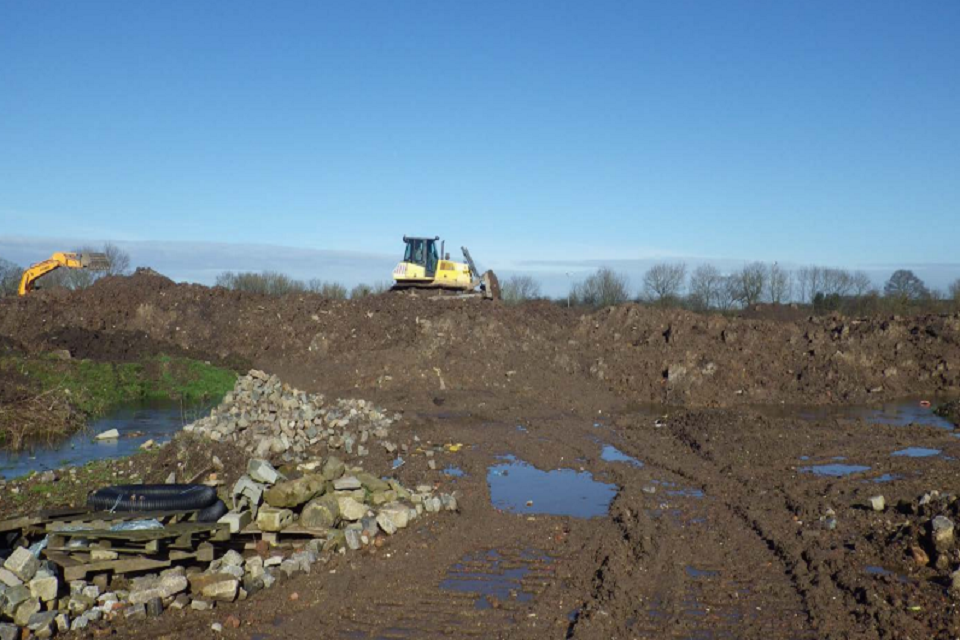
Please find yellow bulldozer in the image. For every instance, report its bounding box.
[391,236,500,300]
[18,252,111,295]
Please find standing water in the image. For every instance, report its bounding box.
[0,402,196,480]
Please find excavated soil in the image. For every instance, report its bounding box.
[2,272,960,639]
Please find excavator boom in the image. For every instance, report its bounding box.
[18,252,110,295]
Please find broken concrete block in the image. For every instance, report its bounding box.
[256,506,293,532]
[218,510,252,533]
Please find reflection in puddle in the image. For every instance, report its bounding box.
[799,463,871,477]
[891,447,940,458]
[487,458,617,518]
[600,445,643,468]
[785,400,957,430]
[0,402,195,480]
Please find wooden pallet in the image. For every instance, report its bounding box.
[3,506,234,581]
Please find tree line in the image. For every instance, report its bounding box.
[213,271,390,299]
[545,263,960,313]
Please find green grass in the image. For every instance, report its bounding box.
[1,354,237,416]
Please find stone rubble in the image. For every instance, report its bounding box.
[183,371,403,464]
[0,454,459,637]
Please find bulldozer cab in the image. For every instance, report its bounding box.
[402,236,440,278]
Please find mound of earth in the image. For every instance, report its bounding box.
[1,272,957,407]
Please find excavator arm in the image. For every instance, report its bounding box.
[18,252,110,295]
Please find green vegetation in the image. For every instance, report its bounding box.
[1,354,236,417]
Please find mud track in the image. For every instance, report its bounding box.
[2,273,960,638]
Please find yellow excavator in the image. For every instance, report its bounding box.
[391,236,500,300]
[18,252,111,295]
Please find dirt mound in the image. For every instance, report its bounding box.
[1,273,958,406]
[578,304,960,405]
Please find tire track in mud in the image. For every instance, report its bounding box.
[597,411,909,640]
[568,423,817,639]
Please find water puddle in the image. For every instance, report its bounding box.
[443,466,465,477]
[776,399,957,430]
[600,444,643,468]
[667,487,705,499]
[865,565,910,583]
[870,473,899,483]
[0,402,191,480]
[799,463,871,478]
[891,447,940,458]
[685,566,720,579]
[440,548,553,609]
[487,457,617,518]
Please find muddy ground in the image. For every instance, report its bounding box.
[2,273,960,639]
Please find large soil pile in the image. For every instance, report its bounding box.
[1,271,958,406]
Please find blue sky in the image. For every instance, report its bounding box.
[1,1,958,292]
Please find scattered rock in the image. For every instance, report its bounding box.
[301,495,340,529]
[932,515,955,549]
[3,549,38,582]
[264,475,326,508]
[868,495,885,512]
[337,497,367,521]
[247,459,281,484]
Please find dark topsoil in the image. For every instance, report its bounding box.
[2,272,960,639]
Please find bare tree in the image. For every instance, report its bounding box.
[642,263,687,304]
[349,281,391,298]
[731,262,766,306]
[850,271,874,297]
[102,242,131,276]
[796,266,824,304]
[950,278,960,307]
[716,275,740,311]
[765,263,792,303]
[307,279,348,299]
[821,268,853,297]
[570,268,630,308]
[501,275,542,305]
[688,264,723,311]
[216,271,307,295]
[884,269,929,301]
[0,257,21,296]
[350,283,375,298]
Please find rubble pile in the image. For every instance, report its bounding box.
[184,371,402,462]
[0,453,458,636]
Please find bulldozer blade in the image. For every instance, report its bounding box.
[481,271,500,300]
